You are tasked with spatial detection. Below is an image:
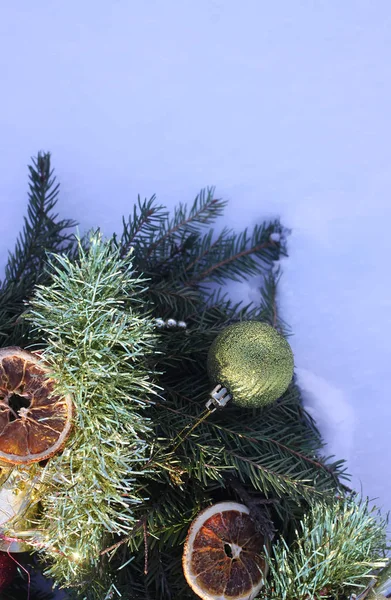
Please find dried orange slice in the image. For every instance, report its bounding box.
[0,347,73,465]
[183,501,267,600]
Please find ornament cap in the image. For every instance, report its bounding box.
[205,384,232,411]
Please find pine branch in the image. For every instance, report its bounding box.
[120,196,167,257]
[112,190,351,596]
[183,228,225,274]
[215,415,343,488]
[153,390,336,488]
[0,152,76,345]
[147,382,346,511]
[98,481,210,599]
[145,187,226,260]
[184,222,286,287]
[125,190,288,323]
[257,269,291,337]
[147,282,201,315]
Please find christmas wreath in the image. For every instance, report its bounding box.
[0,153,388,600]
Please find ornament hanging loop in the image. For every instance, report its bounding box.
[205,384,232,411]
[171,385,232,454]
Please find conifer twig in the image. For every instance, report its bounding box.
[0,152,75,345]
[184,231,224,274]
[145,188,223,258]
[99,518,145,556]
[157,388,345,489]
[185,239,278,286]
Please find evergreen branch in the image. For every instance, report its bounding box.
[145,233,201,274]
[100,521,144,556]
[271,273,278,328]
[212,417,343,487]
[184,222,285,286]
[5,152,75,283]
[145,188,225,258]
[225,450,320,497]
[0,152,76,345]
[262,497,389,600]
[120,196,167,255]
[183,229,227,274]
[156,387,342,487]
[258,269,292,337]
[108,482,210,599]
[125,193,287,321]
[147,282,200,315]
[186,240,274,284]
[150,387,345,508]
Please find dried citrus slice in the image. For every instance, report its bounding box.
[183,501,267,600]
[0,347,73,465]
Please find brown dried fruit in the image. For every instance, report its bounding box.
[183,501,267,600]
[0,347,73,465]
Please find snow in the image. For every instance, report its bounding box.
[269,232,281,243]
[296,367,356,470]
[1,0,391,526]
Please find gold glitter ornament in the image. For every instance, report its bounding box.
[207,321,294,409]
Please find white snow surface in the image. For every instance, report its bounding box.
[1,2,391,521]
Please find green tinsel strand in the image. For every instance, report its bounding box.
[262,497,389,600]
[25,233,159,596]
